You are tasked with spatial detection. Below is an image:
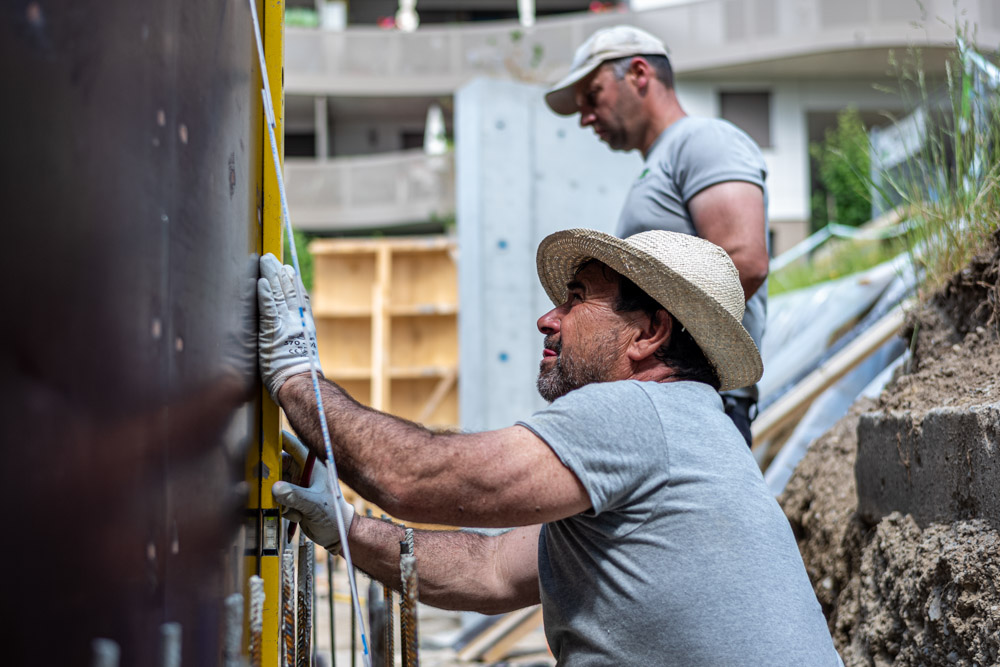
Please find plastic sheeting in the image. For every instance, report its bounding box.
[759,256,918,494]
[758,255,912,410]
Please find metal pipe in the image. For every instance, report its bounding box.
[249,575,265,667]
[400,529,419,667]
[283,549,296,667]
[327,556,336,667]
[367,579,387,666]
[160,623,181,667]
[222,593,244,667]
[351,577,357,667]
[297,538,315,667]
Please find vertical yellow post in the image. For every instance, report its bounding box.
[245,0,285,664]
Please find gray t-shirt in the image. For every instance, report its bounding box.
[616,117,768,399]
[517,380,840,666]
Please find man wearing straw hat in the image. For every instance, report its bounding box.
[258,230,840,665]
[545,25,770,446]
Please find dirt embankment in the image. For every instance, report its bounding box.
[779,232,1000,667]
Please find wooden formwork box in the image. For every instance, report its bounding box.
[309,235,460,430]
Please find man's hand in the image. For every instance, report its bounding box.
[258,253,322,401]
[273,430,355,552]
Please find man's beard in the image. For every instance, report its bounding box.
[536,333,620,402]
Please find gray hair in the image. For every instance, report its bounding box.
[604,54,674,89]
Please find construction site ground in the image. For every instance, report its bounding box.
[779,231,1000,666]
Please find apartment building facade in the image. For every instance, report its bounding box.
[283,0,1000,253]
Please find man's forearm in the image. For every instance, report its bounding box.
[278,373,433,513]
[347,518,540,615]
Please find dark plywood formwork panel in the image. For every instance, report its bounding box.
[0,1,261,664]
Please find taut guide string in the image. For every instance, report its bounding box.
[247,2,373,665]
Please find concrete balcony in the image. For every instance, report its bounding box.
[286,0,1000,96]
[285,150,455,231]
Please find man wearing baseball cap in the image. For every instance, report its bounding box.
[546,25,770,447]
[258,229,842,665]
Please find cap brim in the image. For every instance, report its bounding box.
[535,229,763,392]
[544,60,602,116]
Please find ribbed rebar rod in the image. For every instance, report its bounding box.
[249,575,265,667]
[222,593,244,667]
[297,538,315,667]
[400,530,419,667]
[91,638,120,667]
[381,516,395,667]
[282,549,296,667]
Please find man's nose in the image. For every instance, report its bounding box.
[578,109,595,127]
[537,306,563,335]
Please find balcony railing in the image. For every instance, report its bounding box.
[286,0,998,95]
[285,150,455,231]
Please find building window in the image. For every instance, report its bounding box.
[284,132,317,158]
[719,91,772,149]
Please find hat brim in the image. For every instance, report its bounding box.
[544,59,603,116]
[535,229,763,392]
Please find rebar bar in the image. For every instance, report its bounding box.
[91,638,120,667]
[249,575,265,667]
[297,538,315,667]
[383,581,394,667]
[160,623,181,667]
[283,549,296,667]
[400,530,419,667]
[381,515,395,667]
[222,593,244,667]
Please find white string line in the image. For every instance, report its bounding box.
[246,2,372,664]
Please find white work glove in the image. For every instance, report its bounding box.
[258,253,322,400]
[273,431,356,552]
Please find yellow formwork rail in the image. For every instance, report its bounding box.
[245,0,285,664]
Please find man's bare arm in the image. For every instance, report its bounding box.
[688,181,768,301]
[278,374,591,528]
[349,520,542,615]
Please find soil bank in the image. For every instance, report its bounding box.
[778,233,1000,666]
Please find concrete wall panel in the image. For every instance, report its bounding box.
[457,78,638,431]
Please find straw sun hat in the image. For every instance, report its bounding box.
[535,229,763,392]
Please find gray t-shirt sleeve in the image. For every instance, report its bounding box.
[516,381,667,514]
[670,120,766,202]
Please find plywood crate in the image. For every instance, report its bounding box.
[308,235,459,429]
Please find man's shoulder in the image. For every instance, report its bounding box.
[668,116,759,151]
[565,379,718,409]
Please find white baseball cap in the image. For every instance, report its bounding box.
[545,25,669,116]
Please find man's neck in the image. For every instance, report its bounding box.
[639,95,686,158]
[629,364,682,385]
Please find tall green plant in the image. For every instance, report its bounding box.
[810,108,872,230]
[284,229,315,291]
[872,36,1000,295]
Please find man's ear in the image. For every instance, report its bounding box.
[627,309,672,362]
[628,57,652,92]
